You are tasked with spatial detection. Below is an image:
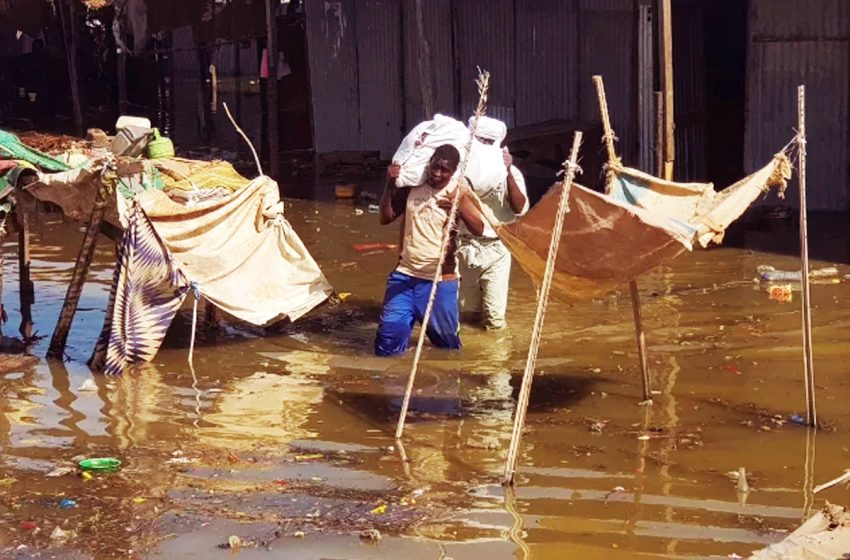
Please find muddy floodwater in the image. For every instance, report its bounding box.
[1,198,849,559]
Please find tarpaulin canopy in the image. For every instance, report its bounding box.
[492,152,791,300]
[103,175,332,374]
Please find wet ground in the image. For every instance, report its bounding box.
[1,198,849,559]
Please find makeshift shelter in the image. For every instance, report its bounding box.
[0,128,333,374]
[497,153,791,300]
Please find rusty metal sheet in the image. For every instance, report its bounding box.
[745,40,848,211]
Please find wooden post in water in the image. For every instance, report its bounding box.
[658,0,675,180]
[16,197,33,339]
[797,85,816,427]
[47,178,113,360]
[265,0,280,181]
[503,132,583,486]
[593,75,652,402]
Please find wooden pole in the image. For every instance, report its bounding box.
[654,91,664,177]
[265,0,280,181]
[797,85,816,427]
[593,75,653,402]
[659,0,675,180]
[593,76,618,165]
[117,50,128,115]
[47,178,113,360]
[395,70,491,440]
[16,197,33,340]
[58,0,84,135]
[503,132,583,486]
[630,280,652,402]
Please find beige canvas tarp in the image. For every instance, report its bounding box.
[494,153,791,300]
[137,176,332,325]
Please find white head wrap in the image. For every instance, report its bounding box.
[469,116,507,145]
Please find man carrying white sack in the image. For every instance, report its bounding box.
[458,116,529,330]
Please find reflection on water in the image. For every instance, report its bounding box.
[1,205,849,558]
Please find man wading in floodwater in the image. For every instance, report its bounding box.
[458,116,528,330]
[374,145,485,356]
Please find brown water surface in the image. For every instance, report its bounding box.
[1,201,849,559]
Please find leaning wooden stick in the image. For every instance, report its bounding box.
[813,469,850,494]
[593,75,653,402]
[223,102,263,177]
[395,69,491,440]
[797,85,816,427]
[503,131,583,486]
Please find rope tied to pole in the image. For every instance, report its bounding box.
[394,68,491,441]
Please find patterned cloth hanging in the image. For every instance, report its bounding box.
[102,200,190,376]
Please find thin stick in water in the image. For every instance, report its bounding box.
[503,131,583,486]
[395,69,491,440]
[797,85,816,427]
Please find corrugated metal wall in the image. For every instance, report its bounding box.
[306,0,640,161]
[514,0,579,126]
[673,1,707,182]
[170,26,262,151]
[305,0,360,152]
[355,0,403,156]
[745,0,849,211]
[577,0,637,162]
[401,0,455,126]
[455,0,516,125]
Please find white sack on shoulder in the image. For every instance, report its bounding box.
[465,138,508,199]
[391,114,469,188]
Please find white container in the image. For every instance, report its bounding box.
[110,125,151,157]
[115,115,152,131]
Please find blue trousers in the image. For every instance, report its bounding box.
[374,271,462,356]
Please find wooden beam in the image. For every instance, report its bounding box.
[654,91,663,177]
[797,85,816,427]
[47,181,111,360]
[266,0,281,181]
[16,201,33,340]
[503,132,583,486]
[658,0,675,180]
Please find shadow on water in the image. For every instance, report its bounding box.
[724,208,850,265]
[329,372,596,427]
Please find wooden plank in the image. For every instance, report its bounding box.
[659,0,675,179]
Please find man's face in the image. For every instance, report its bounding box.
[427,158,456,188]
[475,135,496,146]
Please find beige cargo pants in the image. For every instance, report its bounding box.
[458,236,512,330]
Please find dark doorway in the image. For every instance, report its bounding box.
[702,0,747,189]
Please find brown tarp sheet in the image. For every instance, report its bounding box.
[493,153,791,300]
